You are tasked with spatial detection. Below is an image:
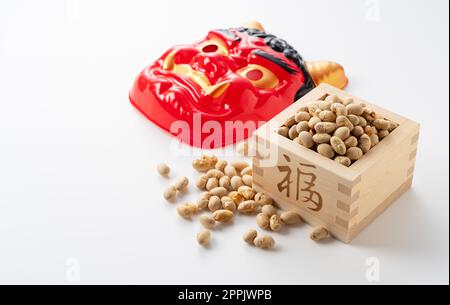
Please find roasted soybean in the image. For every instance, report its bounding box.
[279,97,398,167]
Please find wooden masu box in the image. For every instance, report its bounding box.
[252,84,420,243]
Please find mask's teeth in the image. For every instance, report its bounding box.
[203,81,231,99]
[306,61,349,89]
[163,50,177,70]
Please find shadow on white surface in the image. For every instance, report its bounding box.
[350,189,433,254]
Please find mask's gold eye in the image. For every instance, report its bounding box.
[198,38,228,56]
[238,65,280,89]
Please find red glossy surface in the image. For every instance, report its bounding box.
[130,28,310,148]
[246,69,264,81]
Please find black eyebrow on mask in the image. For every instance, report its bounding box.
[253,50,298,75]
[213,29,241,42]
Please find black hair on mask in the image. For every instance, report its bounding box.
[233,27,315,100]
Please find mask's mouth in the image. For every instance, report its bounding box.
[163,50,230,99]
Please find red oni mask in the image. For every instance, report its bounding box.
[130,26,315,148]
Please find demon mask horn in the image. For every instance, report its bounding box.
[130,22,349,149]
[244,21,348,89]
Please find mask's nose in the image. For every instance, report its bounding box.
[193,53,231,82]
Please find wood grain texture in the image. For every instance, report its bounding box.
[252,84,420,243]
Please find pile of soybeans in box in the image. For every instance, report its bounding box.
[278,95,399,167]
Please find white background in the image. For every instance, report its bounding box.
[0,0,448,285]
